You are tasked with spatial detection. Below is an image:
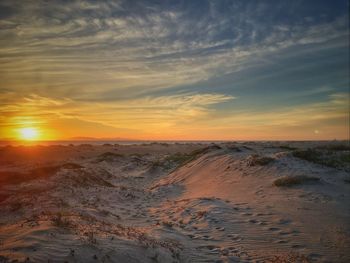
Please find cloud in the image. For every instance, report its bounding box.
[188,92,349,139]
[1,91,347,140]
[0,92,235,139]
[0,0,348,140]
[0,0,348,100]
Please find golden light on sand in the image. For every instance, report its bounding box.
[18,127,40,141]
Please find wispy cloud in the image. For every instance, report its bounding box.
[0,0,348,139]
[0,92,235,139]
[1,1,348,98]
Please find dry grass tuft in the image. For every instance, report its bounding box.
[273,175,320,187]
[196,211,207,218]
[68,169,114,188]
[344,177,350,184]
[249,154,274,166]
[85,231,97,244]
[293,148,350,170]
[267,252,311,262]
[97,152,124,162]
[0,163,84,186]
[152,145,222,170]
[59,162,84,170]
[315,144,350,151]
[162,220,174,228]
[279,145,297,151]
[51,212,71,228]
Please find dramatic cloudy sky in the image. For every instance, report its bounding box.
[0,0,349,140]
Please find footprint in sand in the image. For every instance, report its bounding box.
[267,227,280,231]
[255,212,265,216]
[258,221,268,226]
[278,230,292,236]
[228,234,242,241]
[275,239,289,244]
[206,245,219,250]
[202,235,214,241]
[242,212,253,216]
[247,219,258,224]
[227,246,238,251]
[277,218,292,225]
[291,244,305,249]
[255,189,264,196]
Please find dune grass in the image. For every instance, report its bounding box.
[152,145,222,170]
[97,152,124,162]
[279,145,297,151]
[162,220,174,228]
[51,212,71,228]
[249,154,274,166]
[0,164,68,186]
[60,162,84,170]
[273,175,320,187]
[315,144,350,151]
[292,148,350,170]
[0,162,113,189]
[344,177,350,184]
[270,252,311,263]
[68,169,114,188]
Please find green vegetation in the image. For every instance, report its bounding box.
[292,148,350,170]
[129,153,146,158]
[344,177,350,184]
[249,154,274,166]
[270,252,311,263]
[279,145,297,151]
[0,162,114,188]
[151,145,222,170]
[9,201,23,212]
[273,175,320,187]
[97,152,124,162]
[315,144,350,151]
[242,145,253,150]
[196,211,207,218]
[0,162,85,186]
[69,170,114,188]
[60,162,84,170]
[162,220,174,228]
[51,212,71,228]
[85,231,97,244]
[227,145,242,152]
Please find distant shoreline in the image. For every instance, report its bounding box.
[0,139,348,147]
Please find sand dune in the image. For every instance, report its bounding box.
[0,142,349,262]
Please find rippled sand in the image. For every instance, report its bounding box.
[0,142,349,262]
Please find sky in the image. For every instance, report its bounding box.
[0,0,349,141]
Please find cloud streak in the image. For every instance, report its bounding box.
[0,0,348,140]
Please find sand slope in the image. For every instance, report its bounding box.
[0,142,349,262]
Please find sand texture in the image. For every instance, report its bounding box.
[0,142,349,262]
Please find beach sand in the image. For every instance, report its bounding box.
[0,142,349,262]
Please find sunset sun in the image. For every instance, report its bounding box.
[18,127,40,141]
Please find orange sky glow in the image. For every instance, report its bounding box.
[0,1,349,142]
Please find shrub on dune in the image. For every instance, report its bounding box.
[248,154,274,166]
[279,145,297,151]
[60,162,84,170]
[151,145,222,170]
[51,212,71,228]
[97,152,124,162]
[293,148,350,170]
[273,175,320,187]
[315,144,350,151]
